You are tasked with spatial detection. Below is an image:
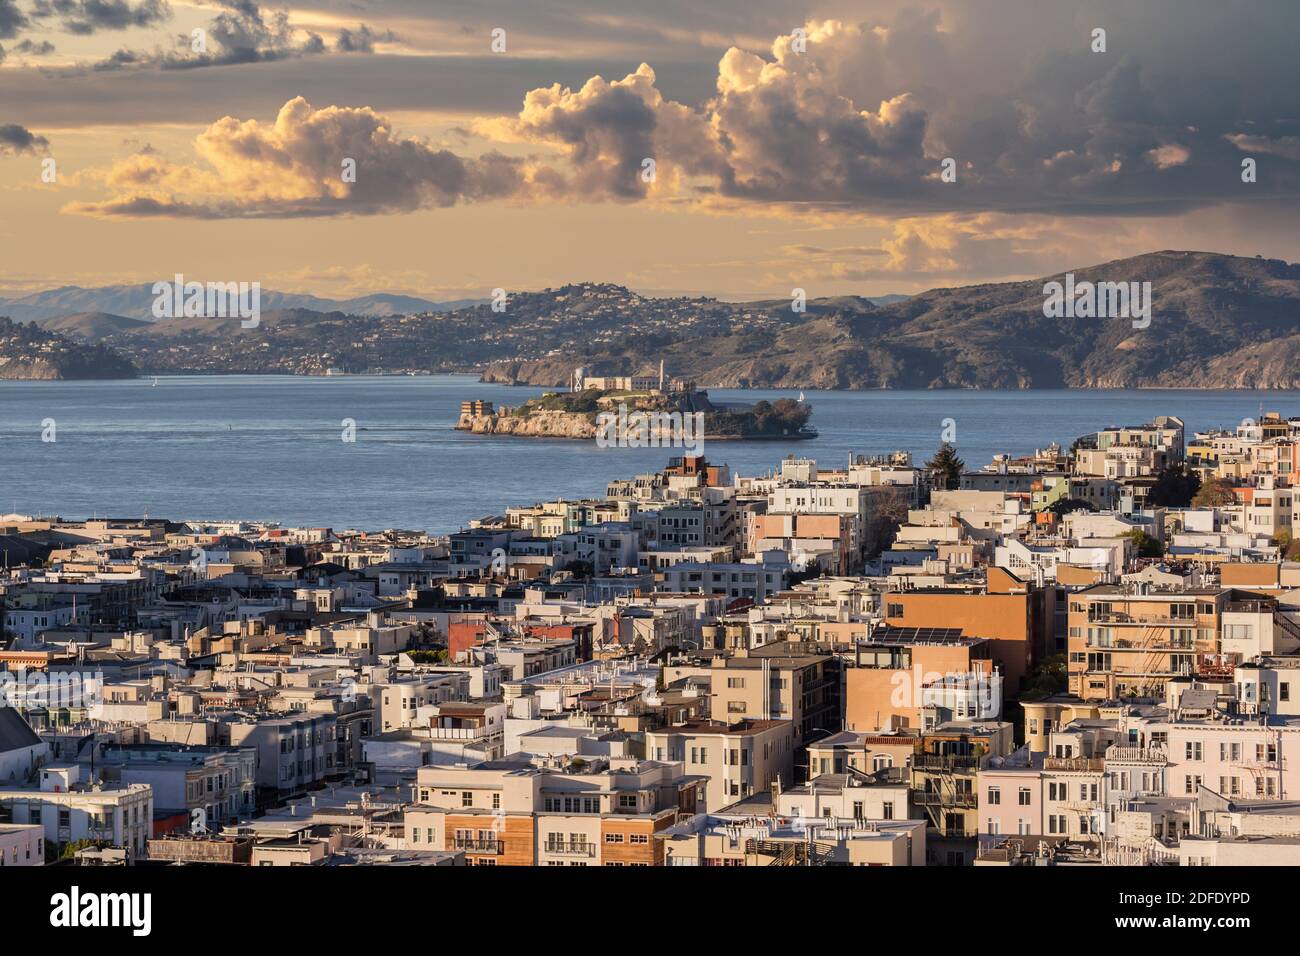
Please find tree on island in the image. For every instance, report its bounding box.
[925,442,965,491]
[1192,476,1237,508]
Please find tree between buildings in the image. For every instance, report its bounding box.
[1192,476,1236,508]
[925,442,965,491]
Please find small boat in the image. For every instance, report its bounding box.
[151,377,158,387]
[798,390,805,402]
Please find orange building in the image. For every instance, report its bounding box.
[880,568,1047,694]
[845,627,997,730]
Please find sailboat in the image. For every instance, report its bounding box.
[151,376,158,387]
[797,391,805,402]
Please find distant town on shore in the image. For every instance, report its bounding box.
[4,251,1300,388]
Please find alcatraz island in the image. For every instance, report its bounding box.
[455,363,816,443]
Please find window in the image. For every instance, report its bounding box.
[1018,788,1031,806]
[462,791,473,807]
[605,833,625,843]
[1283,682,1291,702]
[1185,741,1202,761]
[987,787,1001,805]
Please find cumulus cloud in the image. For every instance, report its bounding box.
[471,14,1300,218]
[60,9,1300,221]
[708,23,932,205]
[64,97,533,218]
[0,123,50,154]
[478,62,724,201]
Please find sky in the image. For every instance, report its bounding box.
[1,0,1298,301]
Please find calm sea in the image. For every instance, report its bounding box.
[0,375,1295,533]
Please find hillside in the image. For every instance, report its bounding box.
[36,312,150,341]
[0,317,138,380]
[482,252,1300,389]
[7,252,1299,387]
[90,282,813,375]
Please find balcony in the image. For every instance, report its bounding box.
[1091,640,1194,651]
[1087,613,1200,627]
[543,842,596,857]
[930,827,970,840]
[913,753,982,771]
[913,791,977,808]
[1043,756,1105,772]
[1104,746,1168,764]
[454,838,503,854]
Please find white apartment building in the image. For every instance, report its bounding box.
[0,764,152,857]
[0,824,44,867]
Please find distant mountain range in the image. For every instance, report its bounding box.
[0,284,483,322]
[3,252,1299,387]
[481,252,1300,389]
